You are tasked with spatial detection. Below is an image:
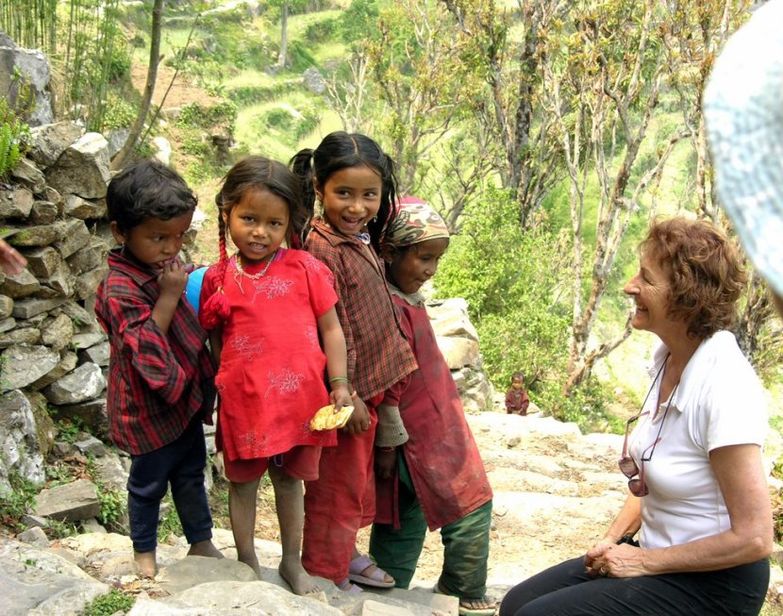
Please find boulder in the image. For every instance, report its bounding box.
[45,133,111,199]
[11,158,47,194]
[11,296,66,319]
[436,336,480,369]
[28,121,85,168]
[0,538,108,615]
[17,525,49,549]
[66,237,109,275]
[70,332,105,349]
[0,316,14,332]
[34,478,101,522]
[0,345,59,391]
[0,41,54,126]
[43,362,105,405]
[41,313,74,350]
[0,389,47,493]
[21,246,62,279]
[53,219,91,258]
[74,264,109,300]
[0,268,41,298]
[58,302,101,332]
[73,434,106,457]
[0,186,34,218]
[40,260,74,296]
[29,199,59,224]
[57,398,109,440]
[6,223,64,248]
[428,298,479,341]
[0,327,41,348]
[63,194,107,220]
[79,341,109,366]
[0,294,12,319]
[302,67,327,94]
[30,351,78,390]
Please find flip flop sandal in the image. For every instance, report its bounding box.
[348,554,396,588]
[434,582,497,616]
[337,578,364,594]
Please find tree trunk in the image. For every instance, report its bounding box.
[111,0,163,170]
[277,1,289,69]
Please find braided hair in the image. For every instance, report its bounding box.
[199,156,306,330]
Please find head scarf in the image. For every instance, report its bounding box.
[385,196,450,248]
[703,0,783,297]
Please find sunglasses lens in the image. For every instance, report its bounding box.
[628,478,649,497]
[618,457,638,478]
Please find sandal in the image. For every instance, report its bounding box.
[434,581,497,616]
[348,554,395,588]
[337,578,364,593]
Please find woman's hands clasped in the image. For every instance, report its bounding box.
[585,540,648,578]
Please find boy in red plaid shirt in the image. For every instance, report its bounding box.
[96,161,221,578]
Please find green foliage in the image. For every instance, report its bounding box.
[0,99,29,179]
[46,518,79,539]
[157,495,184,542]
[80,589,135,616]
[0,472,37,531]
[96,486,126,530]
[339,0,378,45]
[177,101,237,132]
[100,94,136,130]
[286,39,317,71]
[263,104,320,141]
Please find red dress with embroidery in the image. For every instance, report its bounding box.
[200,249,338,462]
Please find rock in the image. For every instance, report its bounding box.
[43,362,106,405]
[21,246,62,279]
[91,451,127,492]
[54,218,91,258]
[58,301,100,331]
[70,332,105,349]
[0,43,54,126]
[0,186,34,218]
[29,199,59,225]
[0,327,41,348]
[11,158,47,194]
[35,478,101,521]
[45,132,111,199]
[74,264,109,300]
[131,579,344,616]
[152,136,172,166]
[21,514,48,528]
[6,223,64,248]
[157,556,258,595]
[0,295,12,319]
[0,316,16,332]
[81,518,107,534]
[41,313,74,350]
[28,121,85,168]
[0,538,108,615]
[18,526,49,548]
[302,67,327,94]
[30,351,78,390]
[73,434,106,457]
[0,345,60,391]
[11,296,66,319]
[0,268,41,298]
[40,259,74,296]
[436,336,480,369]
[66,237,109,275]
[63,194,107,220]
[79,341,109,366]
[0,389,47,492]
[104,128,129,159]
[428,298,479,341]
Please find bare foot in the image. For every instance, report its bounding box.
[188,539,224,559]
[134,550,157,578]
[239,553,263,579]
[279,554,320,595]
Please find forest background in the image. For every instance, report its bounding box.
[2,0,782,432]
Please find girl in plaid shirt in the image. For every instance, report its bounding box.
[291,132,418,592]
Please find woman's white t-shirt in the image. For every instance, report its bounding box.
[630,331,767,550]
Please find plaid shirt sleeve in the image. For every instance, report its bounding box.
[103,291,187,404]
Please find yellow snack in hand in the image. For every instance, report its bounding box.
[309,404,354,431]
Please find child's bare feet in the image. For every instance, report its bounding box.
[134,550,157,578]
[187,539,224,559]
[279,554,319,595]
[239,553,263,579]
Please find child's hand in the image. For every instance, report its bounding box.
[375,447,397,479]
[158,259,188,298]
[343,395,370,435]
[330,384,353,411]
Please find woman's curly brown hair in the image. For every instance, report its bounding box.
[641,217,746,340]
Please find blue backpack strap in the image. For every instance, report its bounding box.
[185,266,208,315]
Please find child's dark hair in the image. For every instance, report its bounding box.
[200,156,304,330]
[107,160,197,232]
[512,371,525,382]
[289,131,399,251]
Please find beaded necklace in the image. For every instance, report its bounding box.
[233,250,277,293]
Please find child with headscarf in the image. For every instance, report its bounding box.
[371,197,495,616]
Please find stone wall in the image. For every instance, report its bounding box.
[0,122,114,493]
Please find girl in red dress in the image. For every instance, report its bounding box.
[291,132,418,592]
[199,156,353,595]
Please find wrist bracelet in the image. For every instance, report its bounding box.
[329,376,349,383]
[377,446,396,452]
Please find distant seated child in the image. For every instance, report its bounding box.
[95,160,222,578]
[505,372,530,416]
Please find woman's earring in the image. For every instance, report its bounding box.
[372,216,378,223]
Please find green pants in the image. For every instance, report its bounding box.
[369,453,492,599]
